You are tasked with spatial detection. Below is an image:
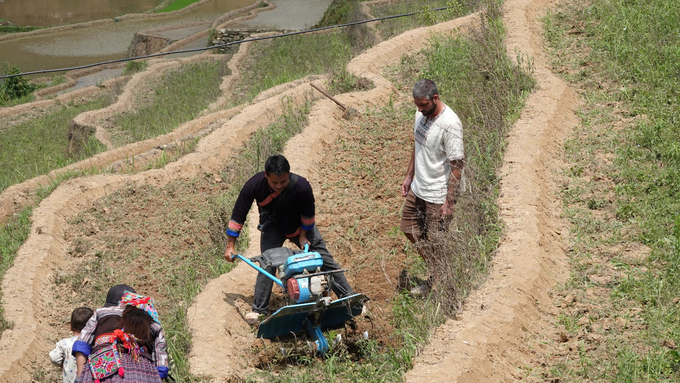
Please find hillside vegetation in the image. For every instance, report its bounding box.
[539,0,680,380]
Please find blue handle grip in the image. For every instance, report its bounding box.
[234,254,284,288]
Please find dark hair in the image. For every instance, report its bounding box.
[412,79,439,100]
[70,307,94,332]
[104,284,136,307]
[264,155,290,176]
[118,306,153,347]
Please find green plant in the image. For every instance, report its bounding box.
[0,62,35,102]
[156,0,203,13]
[327,68,373,95]
[123,60,148,75]
[372,0,479,39]
[50,74,67,86]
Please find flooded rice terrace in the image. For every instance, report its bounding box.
[0,0,255,73]
[1,0,165,27]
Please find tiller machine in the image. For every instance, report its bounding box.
[235,245,367,355]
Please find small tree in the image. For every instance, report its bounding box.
[1,62,34,100]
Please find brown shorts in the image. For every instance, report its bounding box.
[400,190,448,240]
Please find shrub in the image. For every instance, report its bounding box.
[1,62,35,100]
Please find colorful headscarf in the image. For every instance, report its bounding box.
[119,292,160,324]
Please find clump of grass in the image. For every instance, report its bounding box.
[156,0,203,13]
[327,67,373,95]
[0,25,39,34]
[123,60,148,75]
[314,0,358,27]
[111,59,228,146]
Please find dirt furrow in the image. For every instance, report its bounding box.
[0,79,319,382]
[187,13,480,382]
[404,0,577,380]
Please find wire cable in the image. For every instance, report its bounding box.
[0,6,459,80]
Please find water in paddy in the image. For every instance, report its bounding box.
[0,0,255,74]
[1,0,164,27]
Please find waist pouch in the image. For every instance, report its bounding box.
[88,344,122,382]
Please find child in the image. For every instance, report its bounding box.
[50,307,94,383]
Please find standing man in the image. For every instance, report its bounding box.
[224,154,355,325]
[400,79,465,295]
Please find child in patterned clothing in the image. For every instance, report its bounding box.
[50,307,94,383]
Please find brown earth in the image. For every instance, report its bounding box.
[0,0,579,381]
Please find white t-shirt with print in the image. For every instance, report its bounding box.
[411,104,464,204]
[49,335,78,383]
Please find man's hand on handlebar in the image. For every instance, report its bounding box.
[224,243,237,262]
[223,250,235,262]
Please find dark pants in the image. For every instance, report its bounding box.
[252,225,354,314]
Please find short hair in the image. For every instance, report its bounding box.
[264,155,290,176]
[412,79,439,100]
[70,307,94,332]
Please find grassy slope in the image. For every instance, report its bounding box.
[0,97,111,193]
[541,0,680,381]
[110,60,227,146]
[157,0,205,13]
[4,0,540,382]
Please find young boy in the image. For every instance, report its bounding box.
[49,307,93,383]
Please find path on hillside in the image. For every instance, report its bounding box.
[0,0,577,381]
[405,0,577,380]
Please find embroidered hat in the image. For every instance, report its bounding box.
[119,292,160,324]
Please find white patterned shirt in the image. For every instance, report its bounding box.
[49,335,78,383]
[411,104,464,204]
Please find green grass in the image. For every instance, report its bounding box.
[314,0,361,27]
[0,208,32,334]
[0,97,111,193]
[156,0,204,13]
[372,0,475,39]
[543,0,680,380]
[0,25,39,34]
[230,31,354,105]
[111,60,227,146]
[123,60,148,75]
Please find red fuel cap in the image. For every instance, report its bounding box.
[287,278,300,301]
